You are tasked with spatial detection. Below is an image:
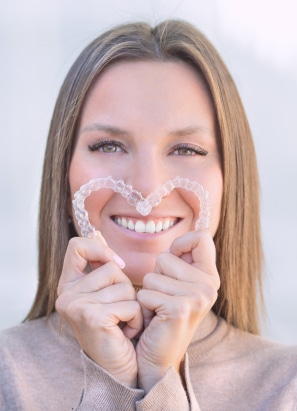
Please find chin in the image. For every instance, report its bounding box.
[121,251,158,285]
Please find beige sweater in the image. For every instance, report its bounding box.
[0,312,296,411]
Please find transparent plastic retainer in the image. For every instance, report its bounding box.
[72,176,210,238]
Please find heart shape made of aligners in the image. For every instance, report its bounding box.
[72,176,210,238]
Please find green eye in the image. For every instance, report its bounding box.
[171,144,208,156]
[176,147,196,156]
[101,143,118,153]
[88,140,125,153]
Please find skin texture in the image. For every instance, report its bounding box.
[56,61,222,392]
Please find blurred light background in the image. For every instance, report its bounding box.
[0,0,296,343]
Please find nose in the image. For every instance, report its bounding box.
[127,152,168,198]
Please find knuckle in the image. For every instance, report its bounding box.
[55,295,64,313]
[155,252,170,269]
[68,236,81,251]
[80,308,102,330]
[214,276,221,292]
[192,294,210,314]
[142,272,156,288]
[169,298,192,320]
[55,291,75,316]
[187,284,219,315]
[56,283,63,297]
[117,281,136,299]
[126,299,140,313]
[209,271,221,292]
[67,300,104,330]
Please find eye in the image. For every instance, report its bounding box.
[171,144,208,156]
[88,140,125,153]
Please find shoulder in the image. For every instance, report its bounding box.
[0,315,60,358]
[189,316,297,377]
[0,316,49,348]
[213,320,297,368]
[0,313,80,361]
[0,316,83,409]
[227,324,297,360]
[189,317,297,409]
[214,320,297,390]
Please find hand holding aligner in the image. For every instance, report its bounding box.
[72,176,210,238]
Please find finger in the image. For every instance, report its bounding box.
[81,279,136,302]
[90,231,125,270]
[137,289,175,319]
[61,236,123,284]
[143,270,195,295]
[153,252,208,283]
[152,250,220,294]
[122,303,144,339]
[90,230,108,246]
[58,260,131,297]
[169,230,216,274]
[57,288,142,328]
[139,303,155,329]
[92,300,143,338]
[145,258,220,300]
[138,287,217,325]
[57,282,135,313]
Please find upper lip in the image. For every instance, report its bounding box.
[111,213,181,221]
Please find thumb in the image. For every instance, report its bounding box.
[170,230,216,274]
[137,291,155,328]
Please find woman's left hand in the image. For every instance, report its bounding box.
[136,230,220,393]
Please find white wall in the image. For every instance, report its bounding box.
[0,0,296,344]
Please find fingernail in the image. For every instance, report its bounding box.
[113,253,126,269]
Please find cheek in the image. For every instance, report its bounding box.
[71,189,114,236]
[178,190,202,219]
[84,191,113,221]
[181,169,223,235]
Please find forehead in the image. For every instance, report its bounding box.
[80,60,215,130]
[91,58,207,85]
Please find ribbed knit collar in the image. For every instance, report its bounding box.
[48,310,229,366]
[188,314,229,365]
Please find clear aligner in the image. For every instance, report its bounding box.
[72,176,210,238]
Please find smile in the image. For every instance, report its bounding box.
[112,216,179,233]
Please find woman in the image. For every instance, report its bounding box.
[0,20,296,410]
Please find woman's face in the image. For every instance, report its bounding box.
[69,61,223,285]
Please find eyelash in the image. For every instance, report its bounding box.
[88,140,208,156]
[170,144,208,157]
[88,140,125,153]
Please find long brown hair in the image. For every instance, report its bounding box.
[26,20,263,334]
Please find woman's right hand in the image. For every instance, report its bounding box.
[55,232,143,388]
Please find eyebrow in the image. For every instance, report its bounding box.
[80,123,129,136]
[169,126,214,137]
[80,123,213,137]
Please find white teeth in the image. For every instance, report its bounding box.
[155,221,163,232]
[145,220,155,234]
[115,217,175,233]
[135,220,145,233]
[162,220,170,230]
[127,220,135,230]
[121,218,128,228]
